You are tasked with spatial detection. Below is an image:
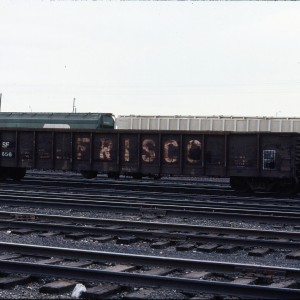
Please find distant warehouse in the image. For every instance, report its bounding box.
[116,115,300,132]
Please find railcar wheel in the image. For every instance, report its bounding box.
[276,178,299,195]
[132,173,143,180]
[151,174,161,180]
[230,177,250,192]
[107,172,120,179]
[246,177,276,193]
[10,168,26,181]
[80,171,98,179]
[0,167,7,181]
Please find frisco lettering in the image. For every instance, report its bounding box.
[77,137,202,164]
[2,137,203,164]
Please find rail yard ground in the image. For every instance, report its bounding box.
[0,172,299,299]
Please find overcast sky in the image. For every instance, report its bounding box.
[1,1,300,117]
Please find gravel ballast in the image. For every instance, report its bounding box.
[0,203,299,299]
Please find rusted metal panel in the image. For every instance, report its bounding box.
[228,134,258,177]
[139,133,160,175]
[182,134,203,176]
[259,134,295,178]
[36,132,53,169]
[119,133,140,174]
[73,133,92,171]
[160,134,181,175]
[54,132,72,171]
[204,135,226,177]
[0,131,17,167]
[18,131,34,168]
[92,133,119,173]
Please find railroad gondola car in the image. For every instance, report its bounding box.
[0,128,299,193]
[0,112,115,129]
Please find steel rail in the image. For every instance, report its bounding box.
[11,176,300,201]
[0,260,300,299]
[2,210,300,240]
[6,172,300,201]
[0,216,299,249]
[27,171,231,186]
[0,187,299,213]
[13,176,236,196]
[0,260,299,299]
[0,183,300,211]
[0,193,299,223]
[0,242,300,299]
[0,185,300,216]
[0,242,299,277]
[3,174,300,206]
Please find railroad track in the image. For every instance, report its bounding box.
[1,210,300,252]
[15,173,238,196]
[0,242,299,299]
[2,181,300,208]
[0,186,299,224]
[0,173,299,298]
[3,173,300,205]
[27,170,231,187]
[24,171,300,197]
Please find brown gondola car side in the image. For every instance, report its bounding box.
[0,128,299,193]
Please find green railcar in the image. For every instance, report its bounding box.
[0,112,115,129]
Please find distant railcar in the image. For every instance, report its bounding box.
[0,128,299,193]
[116,115,300,132]
[0,112,115,129]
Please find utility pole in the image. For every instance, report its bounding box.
[72,98,76,113]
